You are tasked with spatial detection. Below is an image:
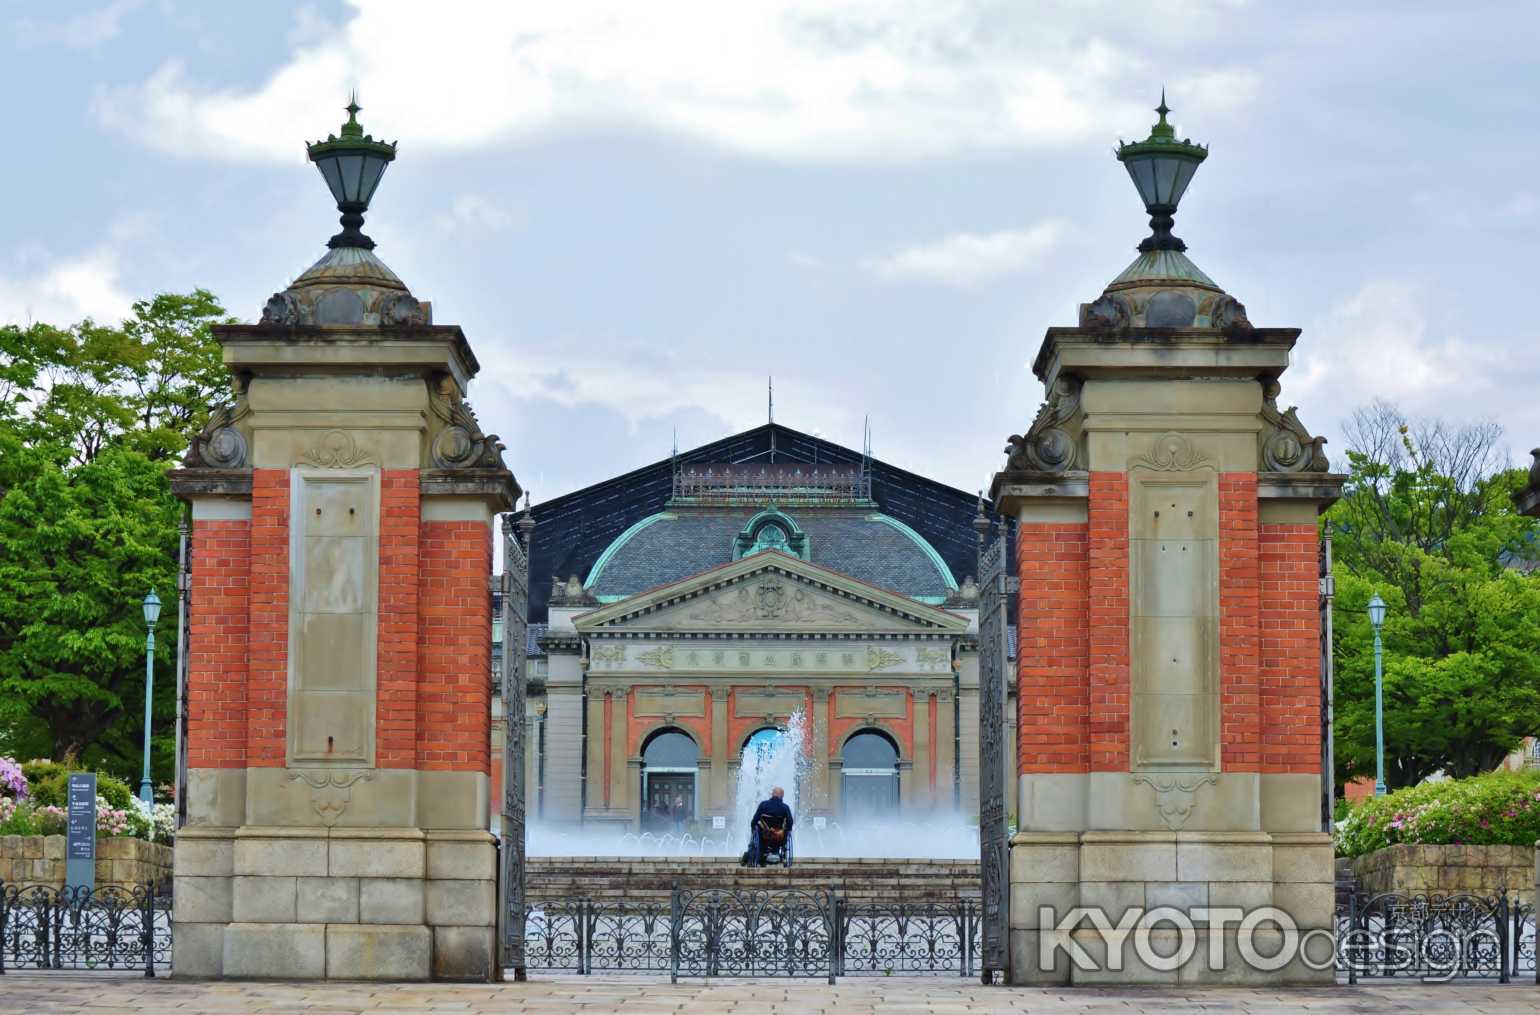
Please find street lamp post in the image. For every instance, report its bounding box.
[1367,593,1388,796]
[139,589,162,806]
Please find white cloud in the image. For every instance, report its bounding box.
[16,0,139,51]
[0,245,134,327]
[861,222,1065,286]
[92,1,1248,164]
[435,193,523,234]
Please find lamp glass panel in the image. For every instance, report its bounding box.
[316,158,346,205]
[335,155,365,202]
[1152,157,1180,206]
[143,597,161,626]
[1124,158,1158,208]
[356,157,389,205]
[1168,159,1199,208]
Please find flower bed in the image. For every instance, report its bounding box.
[1335,769,1540,858]
[0,757,173,845]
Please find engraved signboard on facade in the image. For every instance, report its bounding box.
[834,689,907,719]
[735,689,801,717]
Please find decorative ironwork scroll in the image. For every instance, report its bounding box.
[498,517,530,980]
[0,881,171,975]
[1336,890,1534,983]
[977,532,1011,983]
[671,887,836,982]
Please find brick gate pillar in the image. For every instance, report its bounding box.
[168,106,517,981]
[991,102,1343,985]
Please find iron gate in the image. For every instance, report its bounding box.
[498,514,530,980]
[977,528,1011,983]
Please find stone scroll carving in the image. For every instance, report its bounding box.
[1133,773,1218,831]
[299,429,379,468]
[1133,432,1214,472]
[682,579,861,627]
[288,770,374,827]
[1004,376,1082,473]
[183,373,252,469]
[427,373,508,471]
[1259,380,1329,473]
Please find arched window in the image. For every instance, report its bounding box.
[641,729,698,832]
[841,730,899,817]
[744,726,785,758]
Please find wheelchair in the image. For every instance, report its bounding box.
[742,818,793,868]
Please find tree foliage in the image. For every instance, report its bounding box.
[1329,401,1540,789]
[0,291,230,784]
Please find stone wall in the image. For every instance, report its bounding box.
[0,835,172,889]
[1352,843,1536,903]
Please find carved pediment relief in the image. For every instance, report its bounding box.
[574,555,968,636]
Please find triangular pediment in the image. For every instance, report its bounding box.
[573,550,968,635]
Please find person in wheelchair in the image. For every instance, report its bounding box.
[742,786,794,867]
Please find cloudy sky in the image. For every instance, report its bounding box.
[3,1,1536,500]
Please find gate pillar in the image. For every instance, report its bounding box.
[167,104,518,981]
[989,100,1343,985]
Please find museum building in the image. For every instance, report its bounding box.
[493,423,1015,831]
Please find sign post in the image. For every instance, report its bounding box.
[66,772,97,893]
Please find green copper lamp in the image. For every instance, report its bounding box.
[1115,92,1208,252]
[306,95,397,250]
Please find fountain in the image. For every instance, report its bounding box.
[524,707,981,859]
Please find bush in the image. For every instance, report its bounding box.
[95,774,135,811]
[1,756,26,799]
[23,766,137,810]
[1335,770,1540,858]
[19,759,65,787]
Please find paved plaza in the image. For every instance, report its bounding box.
[0,975,1537,1014]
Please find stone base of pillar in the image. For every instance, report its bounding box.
[1007,830,1334,985]
[173,826,497,981]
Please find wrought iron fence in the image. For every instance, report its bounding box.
[524,889,978,980]
[1337,890,1536,983]
[0,881,172,975]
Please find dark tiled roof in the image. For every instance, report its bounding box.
[590,507,954,600]
[522,423,1007,621]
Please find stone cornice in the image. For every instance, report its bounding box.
[989,469,1089,514]
[166,467,253,501]
[213,323,479,392]
[419,468,520,512]
[1033,326,1299,385]
[1257,471,1346,508]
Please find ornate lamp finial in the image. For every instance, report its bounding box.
[306,94,398,250]
[1115,92,1209,253]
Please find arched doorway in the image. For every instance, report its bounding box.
[841,729,899,817]
[641,728,698,833]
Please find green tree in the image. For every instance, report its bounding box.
[1329,402,1540,789]
[0,290,230,783]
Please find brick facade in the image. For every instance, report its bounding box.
[247,469,290,767]
[1219,473,1261,771]
[186,519,251,769]
[377,472,420,767]
[1015,522,1089,773]
[1260,522,1322,773]
[418,519,493,773]
[1087,472,1130,772]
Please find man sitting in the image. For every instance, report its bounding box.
[743,786,794,867]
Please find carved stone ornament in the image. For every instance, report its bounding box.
[1132,773,1218,830]
[1259,380,1329,473]
[1132,432,1214,472]
[1080,292,1132,336]
[427,374,508,471]
[300,429,379,468]
[684,579,860,626]
[288,770,374,827]
[866,646,903,671]
[916,645,948,667]
[637,645,674,670]
[1004,376,1082,473]
[183,373,252,468]
[1212,295,1254,339]
[378,291,427,327]
[592,644,625,664]
[260,291,315,327]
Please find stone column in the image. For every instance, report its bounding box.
[935,687,956,810]
[990,116,1342,984]
[710,687,730,815]
[912,693,932,810]
[584,687,605,819]
[169,148,516,979]
[608,690,628,821]
[811,688,831,813]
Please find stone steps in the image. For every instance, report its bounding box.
[526,857,981,904]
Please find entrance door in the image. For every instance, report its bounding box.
[642,772,695,833]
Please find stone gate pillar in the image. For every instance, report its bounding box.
[168,104,517,980]
[993,101,1343,985]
